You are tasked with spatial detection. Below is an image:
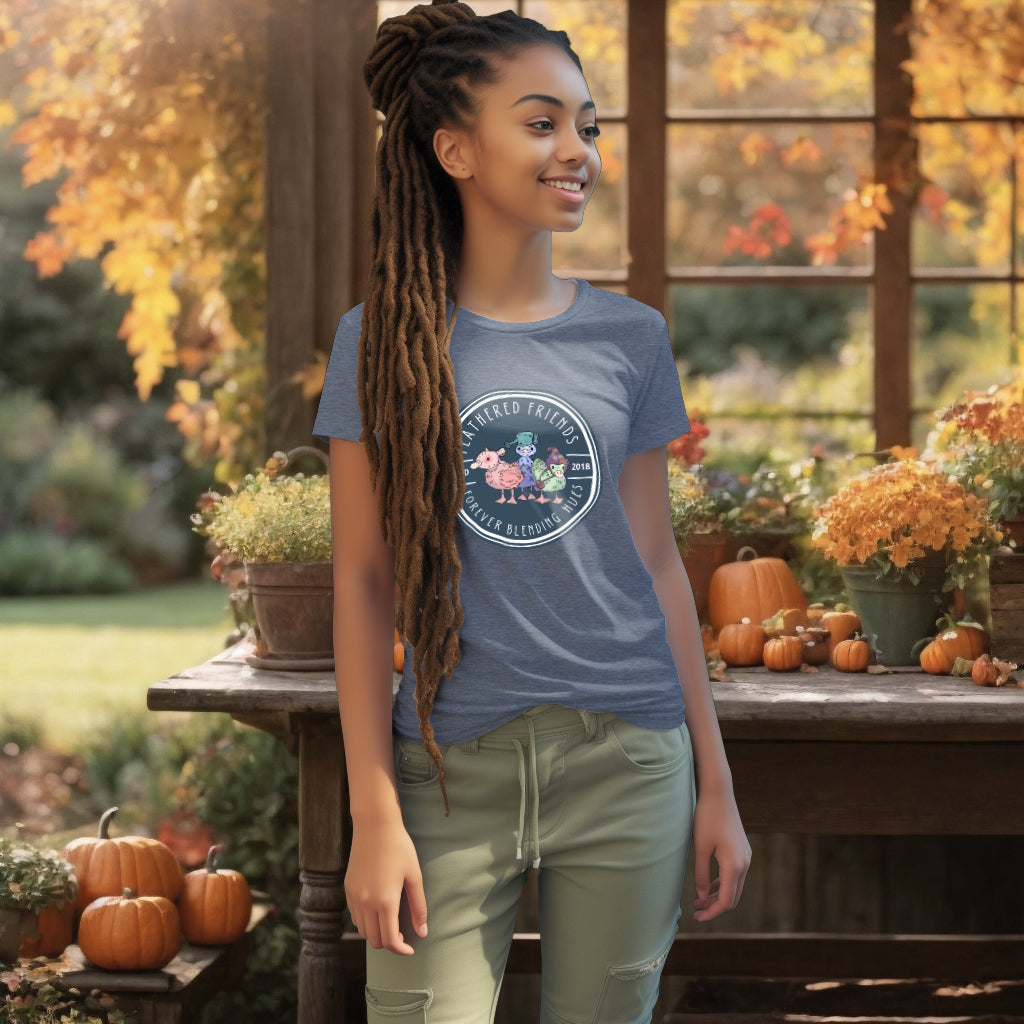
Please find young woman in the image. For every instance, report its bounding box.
[313,3,751,1021]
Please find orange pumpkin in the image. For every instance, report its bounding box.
[718,619,767,667]
[930,618,990,662]
[179,846,253,946]
[708,548,807,634]
[831,638,870,672]
[918,638,953,675]
[16,901,75,959]
[393,627,405,673]
[763,635,804,671]
[78,887,180,971]
[822,610,862,658]
[62,807,184,912]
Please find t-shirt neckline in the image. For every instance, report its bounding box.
[448,279,590,333]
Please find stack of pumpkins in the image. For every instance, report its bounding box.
[708,549,870,673]
[55,807,253,971]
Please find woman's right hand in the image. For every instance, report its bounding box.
[345,818,428,956]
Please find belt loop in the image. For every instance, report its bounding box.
[459,737,479,754]
[595,713,607,742]
[579,709,595,741]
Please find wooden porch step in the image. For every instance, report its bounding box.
[663,1016,1024,1023]
[667,976,1024,1018]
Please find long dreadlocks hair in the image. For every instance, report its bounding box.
[361,1,582,812]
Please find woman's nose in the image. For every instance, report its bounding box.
[556,128,594,166]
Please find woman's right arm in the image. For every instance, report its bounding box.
[330,437,428,955]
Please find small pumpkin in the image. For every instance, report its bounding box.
[822,610,862,658]
[831,637,870,672]
[971,653,999,686]
[931,615,990,662]
[763,635,804,671]
[62,807,184,912]
[179,846,253,946]
[393,627,404,673]
[708,548,808,634]
[78,887,180,971]
[918,638,953,675]
[718,619,767,667]
[16,901,75,959]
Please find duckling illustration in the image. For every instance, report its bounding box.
[532,458,566,504]
[507,430,541,501]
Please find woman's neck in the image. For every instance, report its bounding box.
[455,225,574,323]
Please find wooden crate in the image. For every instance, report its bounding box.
[990,553,1024,665]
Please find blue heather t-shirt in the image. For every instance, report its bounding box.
[313,280,691,743]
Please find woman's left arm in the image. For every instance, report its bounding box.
[618,445,751,922]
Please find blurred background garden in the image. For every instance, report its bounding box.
[2,0,1024,1021]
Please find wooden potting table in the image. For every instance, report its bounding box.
[148,645,1024,1024]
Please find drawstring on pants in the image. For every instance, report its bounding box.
[511,709,606,870]
[511,713,541,868]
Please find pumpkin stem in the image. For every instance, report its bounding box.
[205,845,224,874]
[98,806,119,839]
[123,887,135,899]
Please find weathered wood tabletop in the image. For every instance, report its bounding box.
[148,646,1024,1023]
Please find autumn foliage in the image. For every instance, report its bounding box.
[3,1,1024,479]
[0,0,268,480]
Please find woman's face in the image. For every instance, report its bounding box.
[438,43,602,237]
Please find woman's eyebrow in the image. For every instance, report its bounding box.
[510,93,597,113]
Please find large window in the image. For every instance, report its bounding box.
[373,0,1023,460]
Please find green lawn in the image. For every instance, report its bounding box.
[0,579,234,749]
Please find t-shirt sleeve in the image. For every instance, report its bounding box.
[312,306,365,443]
[625,312,689,456]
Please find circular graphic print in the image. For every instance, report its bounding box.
[460,390,601,548]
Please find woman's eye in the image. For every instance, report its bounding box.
[528,119,554,131]
[581,125,601,139]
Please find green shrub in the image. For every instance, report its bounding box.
[0,531,134,596]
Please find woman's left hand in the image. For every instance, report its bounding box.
[690,786,751,922]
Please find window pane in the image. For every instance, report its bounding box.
[667,123,872,268]
[553,122,626,272]
[910,0,1024,117]
[669,284,872,458]
[524,0,626,112]
[913,283,1014,445]
[915,123,1013,271]
[667,0,873,115]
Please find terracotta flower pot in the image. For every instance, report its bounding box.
[245,561,333,664]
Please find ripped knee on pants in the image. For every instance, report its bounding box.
[591,939,673,1024]
[366,986,433,1022]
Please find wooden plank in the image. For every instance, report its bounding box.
[872,0,914,449]
[726,740,1024,834]
[627,0,666,313]
[990,554,1024,585]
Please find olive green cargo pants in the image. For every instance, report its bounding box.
[365,703,695,1024]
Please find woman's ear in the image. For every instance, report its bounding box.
[433,126,473,180]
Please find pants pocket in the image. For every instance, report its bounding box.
[590,934,675,1024]
[366,986,432,1022]
[605,719,689,775]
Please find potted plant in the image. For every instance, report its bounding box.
[927,376,1024,549]
[0,836,77,961]
[193,448,333,667]
[811,454,999,664]
[668,461,737,622]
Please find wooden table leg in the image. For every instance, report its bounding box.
[295,713,349,1024]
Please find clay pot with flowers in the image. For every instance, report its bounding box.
[193,448,333,668]
[812,454,1000,665]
